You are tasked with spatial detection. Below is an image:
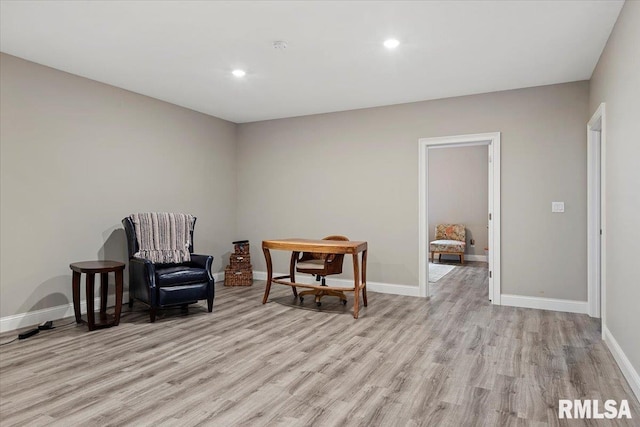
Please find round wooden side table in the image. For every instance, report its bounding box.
[70,260,125,331]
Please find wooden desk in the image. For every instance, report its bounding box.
[70,260,125,331]
[262,239,368,318]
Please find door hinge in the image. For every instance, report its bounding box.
[600,229,602,235]
[489,271,492,278]
[489,213,492,220]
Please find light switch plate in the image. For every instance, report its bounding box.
[552,202,565,213]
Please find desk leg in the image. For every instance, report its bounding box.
[72,272,82,323]
[352,253,361,319]
[289,251,299,298]
[362,249,368,307]
[86,273,96,331]
[100,272,108,320]
[262,247,273,304]
[114,268,123,326]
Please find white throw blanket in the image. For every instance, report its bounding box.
[131,212,194,264]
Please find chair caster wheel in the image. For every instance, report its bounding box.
[316,302,322,307]
[299,297,304,303]
[341,299,347,305]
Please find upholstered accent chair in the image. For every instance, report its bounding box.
[294,235,349,306]
[430,224,466,264]
[122,215,214,322]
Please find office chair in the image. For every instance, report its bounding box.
[295,235,349,306]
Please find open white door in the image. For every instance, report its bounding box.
[587,103,606,327]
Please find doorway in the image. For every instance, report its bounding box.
[427,144,488,294]
[418,132,501,303]
[587,103,606,330]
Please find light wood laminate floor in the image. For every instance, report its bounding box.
[1,262,638,426]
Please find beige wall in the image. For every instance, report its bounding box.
[237,81,589,300]
[428,145,488,257]
[0,53,237,319]
[589,1,640,382]
[1,53,594,321]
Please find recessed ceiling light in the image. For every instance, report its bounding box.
[384,39,400,49]
[232,69,246,77]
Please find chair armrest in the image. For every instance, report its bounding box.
[190,254,214,283]
[129,257,156,287]
[298,252,313,262]
[190,254,213,270]
[128,257,157,307]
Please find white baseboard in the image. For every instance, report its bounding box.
[0,291,130,333]
[1,273,225,334]
[603,326,640,403]
[367,281,421,297]
[433,254,487,262]
[252,271,420,297]
[500,294,588,314]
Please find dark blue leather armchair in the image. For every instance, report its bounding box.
[122,216,214,322]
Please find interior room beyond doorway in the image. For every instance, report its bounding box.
[428,144,489,293]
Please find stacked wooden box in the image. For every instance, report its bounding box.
[224,240,253,286]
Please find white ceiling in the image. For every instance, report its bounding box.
[0,1,624,123]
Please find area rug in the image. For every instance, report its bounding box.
[429,262,456,283]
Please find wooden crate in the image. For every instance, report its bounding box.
[224,267,253,286]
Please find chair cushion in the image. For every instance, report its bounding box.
[155,266,209,287]
[158,283,208,306]
[296,259,325,270]
[434,224,465,242]
[429,239,466,253]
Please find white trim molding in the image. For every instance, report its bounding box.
[252,274,590,316]
[464,254,487,262]
[587,103,606,323]
[1,273,225,333]
[435,254,488,263]
[603,326,640,402]
[501,294,588,314]
[418,132,501,303]
[252,271,420,297]
[0,291,130,333]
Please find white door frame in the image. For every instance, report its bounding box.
[418,132,501,303]
[587,103,606,328]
